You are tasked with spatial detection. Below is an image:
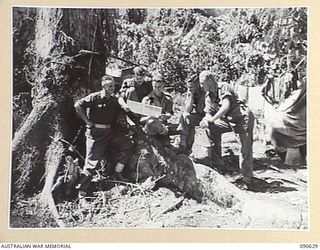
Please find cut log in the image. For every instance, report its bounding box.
[126,134,203,202]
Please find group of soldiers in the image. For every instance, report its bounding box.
[74,66,255,198]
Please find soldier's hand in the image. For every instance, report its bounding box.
[200,119,209,129]
[123,104,131,112]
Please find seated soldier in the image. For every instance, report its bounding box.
[141,72,173,137]
[74,75,135,197]
[118,66,152,112]
[199,71,255,186]
[176,74,206,155]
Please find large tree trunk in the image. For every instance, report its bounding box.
[11,8,116,227]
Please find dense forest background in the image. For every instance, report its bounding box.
[11,7,307,228]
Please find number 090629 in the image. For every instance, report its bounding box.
[300,244,319,248]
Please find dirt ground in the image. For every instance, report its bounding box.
[187,127,308,230]
[10,108,308,230]
[70,127,308,230]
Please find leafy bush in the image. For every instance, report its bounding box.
[113,7,307,91]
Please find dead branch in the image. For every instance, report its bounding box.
[53,137,85,161]
[152,196,185,220]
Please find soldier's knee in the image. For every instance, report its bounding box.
[208,122,220,131]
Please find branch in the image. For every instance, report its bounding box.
[152,196,185,220]
[52,137,85,161]
[109,54,145,67]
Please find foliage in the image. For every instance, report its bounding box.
[113,7,307,91]
[13,7,307,94]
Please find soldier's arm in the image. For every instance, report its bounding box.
[141,96,149,105]
[194,93,205,115]
[184,91,194,113]
[160,97,173,121]
[201,97,230,129]
[74,101,94,127]
[118,95,131,112]
[208,97,230,122]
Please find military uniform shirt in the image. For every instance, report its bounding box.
[76,91,125,126]
[185,88,206,115]
[120,78,152,102]
[142,91,173,115]
[204,83,252,134]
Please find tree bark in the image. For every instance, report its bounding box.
[11,8,116,227]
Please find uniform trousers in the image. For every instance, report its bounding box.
[203,111,255,178]
[84,126,134,172]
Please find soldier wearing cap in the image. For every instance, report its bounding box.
[141,72,173,136]
[118,66,153,112]
[74,75,135,197]
[199,71,255,186]
[176,74,206,154]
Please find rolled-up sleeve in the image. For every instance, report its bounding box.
[75,93,95,108]
[204,94,212,114]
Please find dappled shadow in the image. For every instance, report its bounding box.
[192,151,305,194]
[232,176,298,193]
[254,157,307,171]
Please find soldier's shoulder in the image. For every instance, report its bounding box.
[121,78,135,88]
[76,91,100,105]
[91,91,101,96]
[83,91,100,100]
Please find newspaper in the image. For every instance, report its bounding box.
[127,100,162,117]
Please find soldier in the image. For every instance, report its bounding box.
[176,74,206,155]
[141,72,173,136]
[117,66,152,125]
[118,66,153,111]
[199,71,255,186]
[74,75,135,197]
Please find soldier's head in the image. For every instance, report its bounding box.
[133,66,145,85]
[186,74,200,94]
[100,75,115,96]
[152,73,165,96]
[199,71,218,94]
